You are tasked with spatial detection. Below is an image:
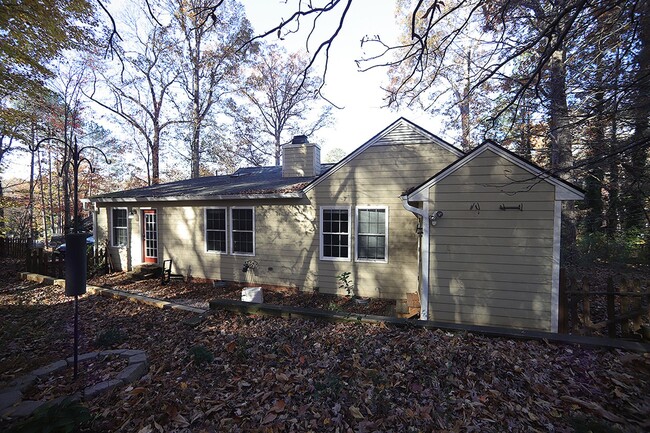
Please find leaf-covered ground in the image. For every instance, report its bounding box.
[1,263,649,432]
[89,272,395,316]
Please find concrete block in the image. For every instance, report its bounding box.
[128,353,148,366]
[5,400,46,418]
[99,349,127,357]
[66,351,99,364]
[0,389,22,411]
[83,379,123,399]
[119,349,144,357]
[9,374,36,392]
[116,362,148,384]
[31,360,67,378]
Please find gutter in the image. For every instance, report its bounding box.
[90,192,305,203]
[400,195,430,320]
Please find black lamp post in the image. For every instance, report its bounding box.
[33,135,110,378]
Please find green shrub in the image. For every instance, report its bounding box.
[576,229,648,266]
[189,344,214,366]
[94,328,128,348]
[7,397,91,433]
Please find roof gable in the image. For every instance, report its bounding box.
[406,141,584,201]
[303,117,464,192]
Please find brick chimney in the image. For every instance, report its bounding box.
[282,135,321,177]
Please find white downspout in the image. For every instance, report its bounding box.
[400,196,430,320]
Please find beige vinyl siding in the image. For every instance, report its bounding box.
[309,122,459,299]
[427,149,556,331]
[95,206,134,271]
[150,199,319,288]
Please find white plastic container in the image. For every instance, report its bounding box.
[241,286,264,303]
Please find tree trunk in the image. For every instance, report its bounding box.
[623,0,650,230]
[275,132,282,166]
[190,27,202,179]
[584,70,605,233]
[460,50,471,152]
[152,126,160,184]
[0,179,4,235]
[38,148,49,247]
[28,121,36,242]
[548,37,577,265]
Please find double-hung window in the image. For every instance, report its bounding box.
[111,208,128,247]
[231,207,254,255]
[356,207,388,262]
[320,207,350,260]
[205,208,227,253]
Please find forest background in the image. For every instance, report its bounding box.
[0,0,648,268]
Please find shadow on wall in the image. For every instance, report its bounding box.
[428,152,556,331]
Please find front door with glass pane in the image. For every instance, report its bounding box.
[142,209,158,263]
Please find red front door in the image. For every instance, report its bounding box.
[143,209,158,263]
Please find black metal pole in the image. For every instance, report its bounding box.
[72,139,80,380]
[74,294,79,379]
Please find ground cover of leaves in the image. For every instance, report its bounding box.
[1,264,649,432]
[89,272,395,316]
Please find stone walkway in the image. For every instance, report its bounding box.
[0,349,148,419]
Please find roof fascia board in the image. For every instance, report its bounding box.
[408,143,584,201]
[90,192,305,203]
[303,118,464,193]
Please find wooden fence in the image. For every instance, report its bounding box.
[559,269,650,338]
[24,247,108,278]
[1,236,108,278]
[0,237,29,258]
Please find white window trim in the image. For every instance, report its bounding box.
[319,206,352,261]
[230,206,255,256]
[110,207,128,248]
[355,205,389,263]
[204,207,228,254]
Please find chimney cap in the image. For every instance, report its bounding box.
[291,135,309,144]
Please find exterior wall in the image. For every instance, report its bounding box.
[158,199,319,288]
[97,199,318,286]
[94,121,459,302]
[427,149,556,331]
[96,206,126,271]
[308,122,460,298]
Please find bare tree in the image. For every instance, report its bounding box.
[169,0,253,178]
[225,45,332,167]
[89,7,180,185]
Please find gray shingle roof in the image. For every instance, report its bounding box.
[91,165,334,202]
